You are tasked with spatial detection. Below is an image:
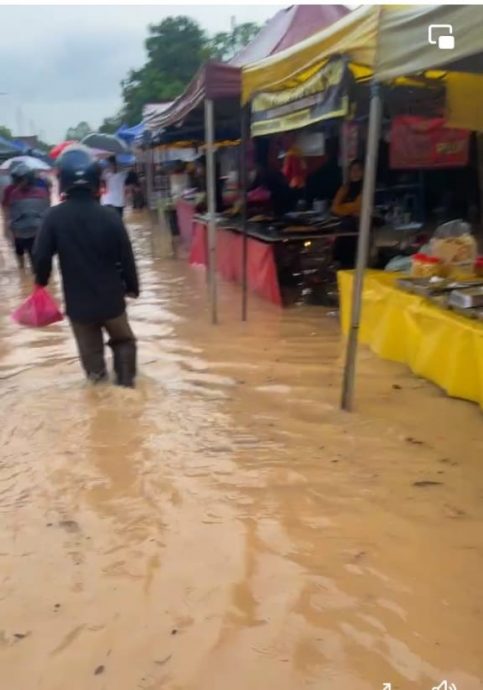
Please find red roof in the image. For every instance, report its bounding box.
[230,5,349,67]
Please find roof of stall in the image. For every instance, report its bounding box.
[242,5,483,103]
[229,5,348,67]
[142,102,174,132]
[155,5,350,135]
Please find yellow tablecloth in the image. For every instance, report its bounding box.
[338,270,483,409]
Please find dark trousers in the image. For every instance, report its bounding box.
[14,236,35,257]
[70,312,136,387]
[14,237,36,269]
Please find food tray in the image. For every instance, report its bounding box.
[448,286,483,309]
[397,277,483,297]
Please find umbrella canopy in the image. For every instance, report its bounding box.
[0,155,52,171]
[81,133,128,155]
[50,140,78,160]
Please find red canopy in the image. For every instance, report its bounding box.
[230,5,349,67]
[156,5,349,132]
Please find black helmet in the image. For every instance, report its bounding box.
[57,144,101,194]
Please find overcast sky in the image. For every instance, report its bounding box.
[0,5,281,143]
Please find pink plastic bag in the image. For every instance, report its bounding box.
[247,186,271,204]
[12,286,64,327]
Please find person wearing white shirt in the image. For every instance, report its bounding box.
[101,156,130,217]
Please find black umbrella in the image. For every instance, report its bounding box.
[81,133,128,155]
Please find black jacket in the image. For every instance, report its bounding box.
[34,195,139,323]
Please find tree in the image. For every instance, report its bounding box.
[65,121,93,141]
[101,17,261,128]
[0,125,12,140]
[209,22,261,61]
[121,16,208,125]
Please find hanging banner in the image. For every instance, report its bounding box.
[251,59,351,138]
[390,116,470,169]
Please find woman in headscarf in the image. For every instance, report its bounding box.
[331,159,364,269]
[331,159,363,218]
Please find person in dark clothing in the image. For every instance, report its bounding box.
[33,146,139,388]
[249,164,297,216]
[6,163,50,270]
[194,156,224,213]
[126,168,145,209]
[331,159,364,268]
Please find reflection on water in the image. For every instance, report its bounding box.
[0,215,481,690]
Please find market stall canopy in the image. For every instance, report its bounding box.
[142,102,174,133]
[155,5,349,139]
[242,5,483,103]
[0,135,20,157]
[154,62,241,132]
[116,122,144,145]
[229,5,349,67]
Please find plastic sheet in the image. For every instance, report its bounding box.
[338,270,483,409]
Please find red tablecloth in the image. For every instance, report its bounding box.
[189,220,282,305]
[176,199,196,247]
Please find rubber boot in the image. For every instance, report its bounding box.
[112,341,137,388]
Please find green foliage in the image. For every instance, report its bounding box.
[102,17,261,127]
[65,121,92,141]
[210,23,261,61]
[0,124,13,140]
[121,16,207,125]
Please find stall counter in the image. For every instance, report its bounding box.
[189,218,283,305]
[338,270,483,409]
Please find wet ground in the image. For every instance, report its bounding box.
[0,213,482,690]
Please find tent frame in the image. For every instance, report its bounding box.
[340,81,383,411]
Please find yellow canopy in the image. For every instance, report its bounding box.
[242,5,379,103]
[242,5,483,103]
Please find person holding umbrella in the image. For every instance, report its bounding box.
[101,155,134,218]
[33,146,139,388]
[4,162,50,270]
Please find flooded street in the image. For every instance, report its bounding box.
[0,213,482,690]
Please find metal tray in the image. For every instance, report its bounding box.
[448,286,483,309]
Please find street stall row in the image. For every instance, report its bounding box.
[241,4,483,410]
[139,5,349,321]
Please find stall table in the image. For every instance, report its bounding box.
[176,198,197,247]
[189,216,352,306]
[338,270,483,409]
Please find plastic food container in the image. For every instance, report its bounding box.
[475,257,483,278]
[411,253,426,278]
[411,254,442,278]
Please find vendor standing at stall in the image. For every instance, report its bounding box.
[194,156,224,213]
[248,163,297,216]
[331,159,364,268]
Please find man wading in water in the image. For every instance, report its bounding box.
[33,145,139,388]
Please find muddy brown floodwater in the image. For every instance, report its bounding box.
[0,213,482,690]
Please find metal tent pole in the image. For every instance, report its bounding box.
[340,82,383,412]
[240,104,249,321]
[204,98,218,325]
